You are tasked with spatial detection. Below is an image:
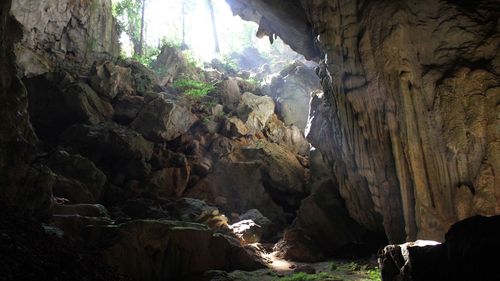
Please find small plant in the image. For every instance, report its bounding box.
[330,262,338,271]
[366,268,381,281]
[274,272,334,281]
[172,79,215,98]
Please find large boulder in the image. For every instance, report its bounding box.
[379,215,500,281]
[264,114,310,156]
[24,73,113,144]
[237,92,275,133]
[47,150,107,203]
[283,149,385,259]
[85,220,265,281]
[62,82,114,124]
[131,93,197,142]
[151,45,197,85]
[60,122,153,182]
[214,79,242,112]
[186,142,307,227]
[265,63,321,132]
[90,61,134,100]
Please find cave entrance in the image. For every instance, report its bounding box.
[111,0,322,237]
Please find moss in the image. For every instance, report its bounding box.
[172,79,215,98]
[274,272,337,281]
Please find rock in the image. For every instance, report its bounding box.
[167,198,218,221]
[229,220,262,244]
[0,0,39,217]
[84,220,265,281]
[148,166,191,197]
[113,95,145,124]
[53,214,112,241]
[229,47,266,71]
[131,93,197,141]
[186,142,307,228]
[294,265,316,274]
[214,79,242,111]
[273,228,324,262]
[267,64,321,131]
[118,59,162,95]
[239,209,274,240]
[24,74,112,144]
[192,157,213,177]
[264,114,310,156]
[223,117,249,138]
[287,149,384,258]
[150,146,188,169]
[122,198,169,219]
[62,82,114,124]
[237,92,275,132]
[152,45,189,85]
[379,215,500,281]
[60,122,153,182]
[54,204,109,218]
[11,0,119,77]
[90,61,134,100]
[47,150,107,203]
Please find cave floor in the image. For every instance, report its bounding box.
[228,258,380,281]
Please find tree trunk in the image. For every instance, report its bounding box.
[138,0,146,56]
[206,0,220,53]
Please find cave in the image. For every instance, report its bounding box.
[0,0,499,281]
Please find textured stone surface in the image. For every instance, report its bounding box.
[0,0,44,215]
[225,0,318,60]
[379,215,500,281]
[131,93,197,142]
[229,0,500,243]
[11,0,119,76]
[85,220,265,281]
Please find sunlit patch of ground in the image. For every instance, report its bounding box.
[229,243,381,281]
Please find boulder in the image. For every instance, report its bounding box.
[186,142,307,227]
[60,122,153,182]
[24,74,112,144]
[47,151,107,203]
[379,215,500,281]
[214,79,242,111]
[223,117,249,138]
[84,220,265,281]
[54,204,109,218]
[273,228,324,262]
[266,64,320,132]
[239,209,274,240]
[118,59,162,95]
[62,82,114,124]
[264,114,309,156]
[151,45,184,84]
[131,93,197,142]
[237,92,275,132]
[90,61,134,100]
[148,166,191,197]
[113,95,145,124]
[165,198,228,229]
[229,220,262,244]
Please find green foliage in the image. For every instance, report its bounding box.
[329,262,338,271]
[113,0,143,52]
[366,268,381,281]
[274,272,334,281]
[131,45,160,67]
[173,79,215,98]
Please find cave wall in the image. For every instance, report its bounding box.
[0,0,44,213]
[228,0,500,242]
[11,0,120,77]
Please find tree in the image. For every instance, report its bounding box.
[206,0,220,54]
[113,0,147,56]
